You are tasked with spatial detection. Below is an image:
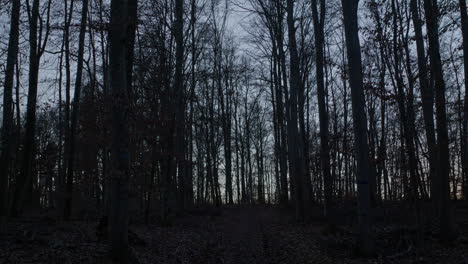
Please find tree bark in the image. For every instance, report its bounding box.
[459,0,468,200]
[64,0,89,220]
[272,1,290,204]
[341,0,373,255]
[390,0,418,200]
[410,0,437,202]
[311,0,332,215]
[423,0,454,242]
[11,0,41,217]
[108,0,135,261]
[0,0,21,226]
[286,0,306,220]
[59,0,75,218]
[174,0,188,211]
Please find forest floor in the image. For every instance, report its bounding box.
[1,203,468,264]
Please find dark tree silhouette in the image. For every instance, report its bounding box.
[108,0,137,261]
[0,0,21,228]
[341,0,373,255]
[423,0,454,243]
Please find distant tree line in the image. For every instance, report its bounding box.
[0,0,467,260]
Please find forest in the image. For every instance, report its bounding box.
[0,0,467,263]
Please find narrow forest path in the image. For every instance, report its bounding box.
[221,207,267,264]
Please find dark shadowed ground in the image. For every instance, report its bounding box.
[1,204,467,263]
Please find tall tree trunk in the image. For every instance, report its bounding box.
[459,0,468,200]
[371,2,387,202]
[60,0,75,218]
[286,0,305,220]
[311,0,332,216]
[126,0,138,100]
[64,0,89,220]
[410,0,437,202]
[0,0,21,226]
[390,0,418,200]
[269,48,282,202]
[273,2,290,204]
[401,20,420,200]
[108,0,135,261]
[423,0,454,242]
[246,112,253,203]
[274,45,289,204]
[188,0,197,206]
[340,37,350,197]
[219,58,233,205]
[341,0,373,255]
[11,0,41,217]
[174,0,187,211]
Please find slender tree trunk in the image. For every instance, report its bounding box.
[340,38,350,198]
[423,0,454,242]
[126,0,138,100]
[371,3,387,202]
[60,0,75,218]
[188,0,197,206]
[233,96,242,203]
[273,3,290,204]
[219,60,233,204]
[0,0,21,226]
[246,112,253,203]
[341,0,373,255]
[410,0,437,202]
[402,25,420,200]
[108,0,135,261]
[286,0,305,220]
[275,47,289,204]
[311,0,332,216]
[174,0,187,211]
[11,0,41,217]
[459,0,468,200]
[269,50,282,203]
[390,0,418,200]
[64,0,89,220]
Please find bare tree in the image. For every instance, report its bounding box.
[108,0,137,261]
[0,0,21,227]
[311,0,332,215]
[423,0,454,242]
[341,0,373,255]
[410,0,437,201]
[64,0,89,220]
[59,0,75,217]
[11,0,52,217]
[459,0,468,200]
[286,0,306,220]
[174,0,189,210]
